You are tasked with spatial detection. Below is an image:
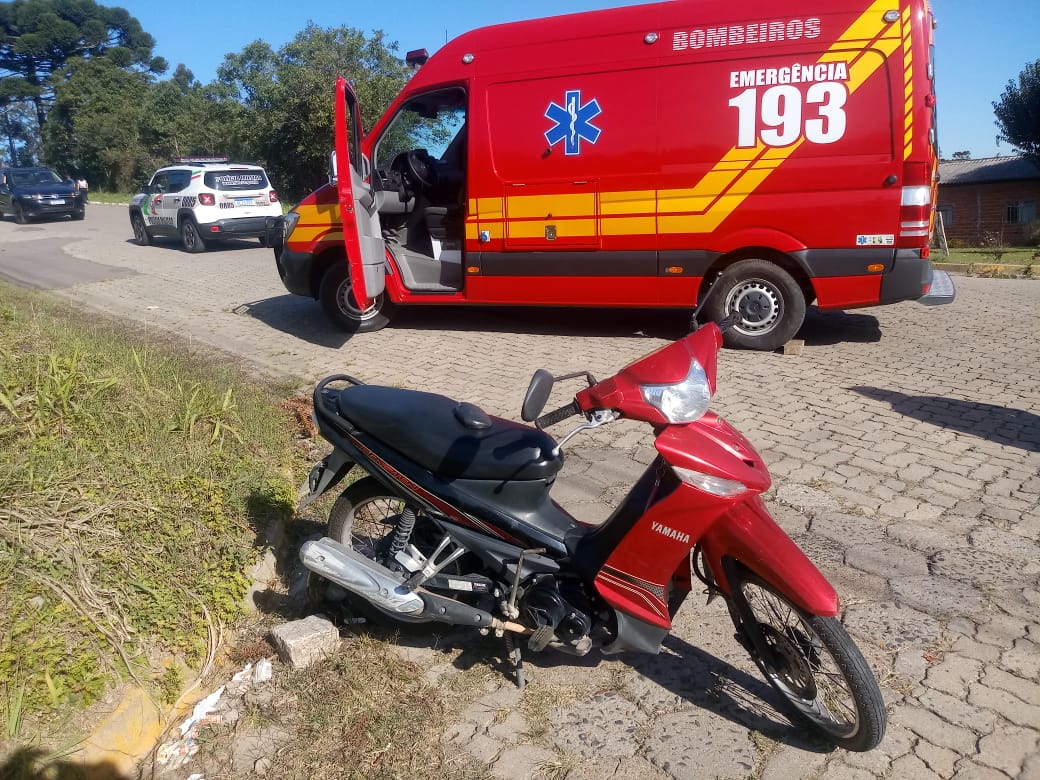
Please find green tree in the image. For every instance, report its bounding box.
[41,56,150,188]
[139,64,247,168]
[0,0,166,131]
[951,150,971,161]
[217,24,409,201]
[993,59,1040,158]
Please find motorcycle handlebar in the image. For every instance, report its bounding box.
[535,401,581,430]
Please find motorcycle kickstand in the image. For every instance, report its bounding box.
[505,633,526,690]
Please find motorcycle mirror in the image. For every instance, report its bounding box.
[521,369,555,422]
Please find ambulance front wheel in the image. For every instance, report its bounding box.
[319,263,393,334]
[706,259,806,351]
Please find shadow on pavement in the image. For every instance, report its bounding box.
[850,387,1040,453]
[233,296,351,350]
[122,237,262,253]
[391,624,831,753]
[241,294,695,344]
[797,308,882,346]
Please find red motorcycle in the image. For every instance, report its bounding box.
[300,320,886,751]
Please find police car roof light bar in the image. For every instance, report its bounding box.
[173,156,230,165]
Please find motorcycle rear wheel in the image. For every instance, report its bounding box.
[317,476,442,627]
[730,572,886,752]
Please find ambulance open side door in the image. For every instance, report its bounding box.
[334,76,385,311]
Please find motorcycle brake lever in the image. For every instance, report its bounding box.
[551,409,618,456]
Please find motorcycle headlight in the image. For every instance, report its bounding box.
[640,359,712,423]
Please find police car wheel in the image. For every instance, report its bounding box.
[707,259,806,351]
[131,213,151,246]
[181,218,208,253]
[318,263,392,333]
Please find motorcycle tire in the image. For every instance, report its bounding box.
[320,476,458,628]
[729,570,886,752]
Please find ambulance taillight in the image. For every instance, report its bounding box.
[898,162,932,247]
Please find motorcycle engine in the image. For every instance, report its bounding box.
[520,576,592,649]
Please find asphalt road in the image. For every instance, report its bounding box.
[2,204,1039,780]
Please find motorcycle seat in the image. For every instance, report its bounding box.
[336,385,563,482]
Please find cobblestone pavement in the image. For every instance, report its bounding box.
[6,208,1039,778]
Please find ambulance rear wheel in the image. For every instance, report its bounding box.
[706,259,806,351]
[319,263,392,333]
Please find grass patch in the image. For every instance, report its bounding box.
[0,282,301,745]
[941,247,1038,268]
[179,632,489,780]
[82,192,134,205]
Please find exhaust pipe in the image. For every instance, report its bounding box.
[301,537,532,633]
[300,537,425,616]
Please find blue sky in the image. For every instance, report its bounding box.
[120,0,1038,160]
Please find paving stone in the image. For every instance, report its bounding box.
[890,576,988,618]
[817,763,880,780]
[268,615,339,670]
[775,483,842,514]
[759,743,829,780]
[843,601,942,652]
[550,692,646,759]
[807,512,888,547]
[890,752,945,779]
[922,654,984,698]
[846,541,930,578]
[842,722,915,774]
[982,667,1040,706]
[968,683,1040,729]
[465,733,505,764]
[970,525,1040,563]
[999,638,1040,685]
[563,756,670,780]
[488,711,530,743]
[951,760,1018,780]
[917,687,997,733]
[643,710,755,780]
[976,724,1039,777]
[915,740,960,778]
[976,613,1030,647]
[492,745,559,780]
[890,703,979,754]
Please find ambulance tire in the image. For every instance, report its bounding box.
[319,263,392,334]
[706,259,806,351]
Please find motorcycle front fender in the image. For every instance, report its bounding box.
[699,495,839,617]
[297,448,355,509]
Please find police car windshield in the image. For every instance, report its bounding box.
[204,170,268,191]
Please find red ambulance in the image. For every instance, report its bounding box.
[274,0,951,350]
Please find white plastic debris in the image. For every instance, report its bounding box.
[231,662,253,682]
[252,657,273,683]
[178,686,225,736]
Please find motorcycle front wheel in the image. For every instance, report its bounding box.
[730,572,886,752]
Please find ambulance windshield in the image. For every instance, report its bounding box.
[375,88,467,169]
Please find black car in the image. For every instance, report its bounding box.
[0,167,85,223]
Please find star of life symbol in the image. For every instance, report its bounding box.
[545,90,602,156]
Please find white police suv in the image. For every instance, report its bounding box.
[129,158,281,252]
